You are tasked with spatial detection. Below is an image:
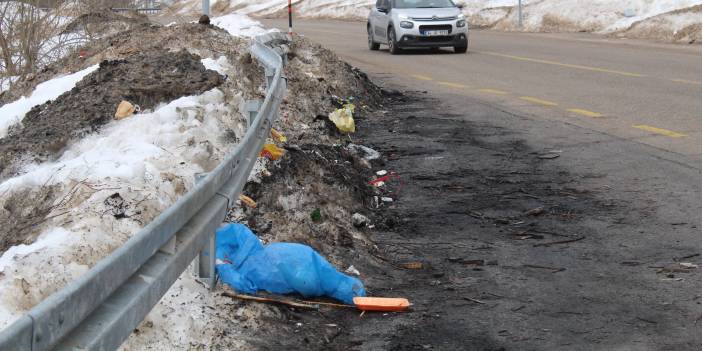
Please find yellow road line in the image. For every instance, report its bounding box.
[633,125,687,138]
[520,96,558,106]
[411,74,433,81]
[478,88,508,95]
[672,78,702,85]
[481,51,646,78]
[438,81,469,89]
[568,108,604,118]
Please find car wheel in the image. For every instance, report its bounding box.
[388,28,401,55]
[454,46,468,54]
[368,26,380,51]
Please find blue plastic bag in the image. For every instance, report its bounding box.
[215,223,366,304]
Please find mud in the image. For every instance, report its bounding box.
[0,49,223,179]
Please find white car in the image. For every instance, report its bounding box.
[367,0,469,54]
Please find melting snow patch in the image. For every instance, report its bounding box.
[202,56,231,76]
[211,13,274,37]
[0,65,99,139]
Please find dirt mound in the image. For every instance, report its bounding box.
[0,49,223,180]
[1,23,257,106]
[277,37,383,145]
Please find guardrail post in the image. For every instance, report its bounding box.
[245,100,262,128]
[265,68,275,90]
[192,173,216,290]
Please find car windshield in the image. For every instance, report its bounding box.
[393,0,456,9]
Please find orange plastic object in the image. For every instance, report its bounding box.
[353,297,411,312]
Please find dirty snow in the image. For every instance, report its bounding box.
[211,12,274,37]
[0,65,99,139]
[0,83,249,329]
[202,56,231,75]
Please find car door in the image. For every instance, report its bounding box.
[375,0,391,43]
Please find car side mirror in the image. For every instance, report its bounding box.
[456,2,465,9]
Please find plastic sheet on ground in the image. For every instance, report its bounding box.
[215,223,366,304]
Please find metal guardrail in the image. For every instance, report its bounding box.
[0,32,290,351]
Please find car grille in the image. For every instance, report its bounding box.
[419,25,453,35]
[413,16,457,21]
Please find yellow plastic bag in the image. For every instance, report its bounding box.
[271,128,287,143]
[328,104,355,133]
[260,143,285,161]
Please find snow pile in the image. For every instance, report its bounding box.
[0,65,99,138]
[0,81,248,329]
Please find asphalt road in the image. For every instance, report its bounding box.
[255,20,702,350]
[264,19,702,166]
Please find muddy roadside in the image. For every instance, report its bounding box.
[217,82,702,350]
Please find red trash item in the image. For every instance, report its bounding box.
[353,297,411,312]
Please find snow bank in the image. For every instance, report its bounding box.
[469,0,702,34]
[0,65,99,139]
[0,82,249,329]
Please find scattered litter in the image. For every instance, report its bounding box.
[376,170,388,176]
[352,213,370,228]
[238,194,257,209]
[524,207,545,216]
[623,8,636,17]
[346,144,380,161]
[271,128,287,143]
[538,153,560,160]
[401,262,424,270]
[381,197,394,203]
[463,297,486,305]
[114,100,140,120]
[345,265,361,276]
[310,208,322,222]
[216,224,366,304]
[448,258,485,266]
[655,262,698,274]
[353,297,411,312]
[260,143,285,161]
[328,103,356,133]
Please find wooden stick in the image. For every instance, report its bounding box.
[222,292,319,310]
[533,236,585,247]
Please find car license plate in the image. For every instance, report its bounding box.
[424,30,449,36]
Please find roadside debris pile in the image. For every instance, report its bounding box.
[0,18,265,333]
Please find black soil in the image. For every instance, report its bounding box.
[0,50,223,179]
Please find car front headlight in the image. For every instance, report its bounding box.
[400,21,414,29]
[457,19,466,27]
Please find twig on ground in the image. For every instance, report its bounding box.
[533,236,585,247]
[222,292,319,310]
